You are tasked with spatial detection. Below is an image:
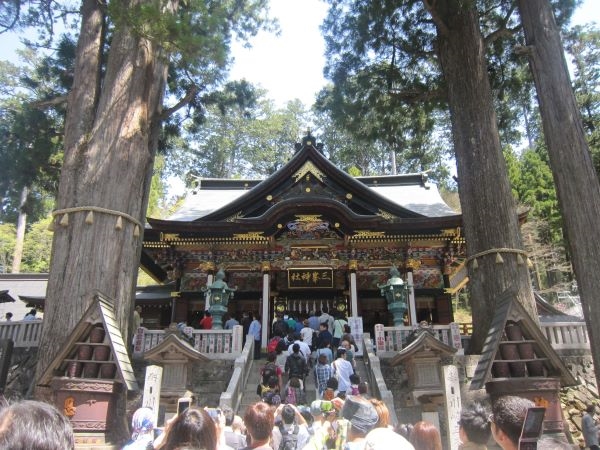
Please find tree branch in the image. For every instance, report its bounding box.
[388,87,445,103]
[31,95,68,109]
[160,85,199,120]
[421,0,449,36]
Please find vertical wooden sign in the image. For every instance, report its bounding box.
[443,364,462,450]
[142,365,163,427]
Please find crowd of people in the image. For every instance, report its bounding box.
[119,393,577,449]
[0,307,583,450]
[0,392,582,449]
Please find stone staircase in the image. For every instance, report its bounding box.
[236,357,369,416]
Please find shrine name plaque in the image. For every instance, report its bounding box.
[287,268,333,289]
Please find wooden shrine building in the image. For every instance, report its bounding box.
[141,133,467,344]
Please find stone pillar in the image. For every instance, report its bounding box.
[407,271,417,325]
[261,262,270,350]
[349,260,358,317]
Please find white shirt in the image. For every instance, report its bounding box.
[300,326,313,346]
[331,358,354,393]
[288,340,312,361]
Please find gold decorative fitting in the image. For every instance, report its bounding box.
[292,161,326,183]
[225,212,243,222]
[346,193,353,200]
[354,230,386,238]
[305,187,311,192]
[348,260,358,271]
[232,232,267,240]
[161,233,180,242]
[296,214,322,222]
[277,224,283,229]
[377,209,396,221]
[334,222,340,228]
[261,261,271,273]
[405,258,422,270]
[266,195,273,201]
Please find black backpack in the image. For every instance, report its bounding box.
[278,423,299,450]
[261,362,277,385]
[287,354,306,378]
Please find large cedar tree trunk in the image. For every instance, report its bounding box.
[35,0,176,386]
[427,1,537,352]
[517,0,600,387]
[11,185,29,273]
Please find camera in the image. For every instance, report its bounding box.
[206,408,222,420]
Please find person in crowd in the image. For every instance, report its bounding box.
[409,421,442,450]
[397,423,414,442]
[369,399,391,429]
[318,307,334,334]
[314,353,333,399]
[287,333,311,363]
[272,404,310,450]
[222,407,247,450]
[275,338,289,370]
[315,339,333,365]
[248,312,262,360]
[294,315,304,334]
[3,312,12,322]
[340,339,356,369]
[261,376,282,407]
[308,311,320,331]
[224,313,239,330]
[489,395,534,450]
[358,382,369,397]
[273,313,289,338]
[331,348,354,397]
[132,305,142,331]
[332,314,348,348]
[260,352,283,393]
[200,310,214,329]
[285,314,297,333]
[154,406,218,450]
[243,402,275,450]
[123,407,156,450]
[458,402,492,450]
[308,400,332,438]
[300,319,313,349]
[205,407,235,450]
[0,400,75,450]
[364,427,415,450]
[340,395,380,450]
[24,308,38,320]
[583,404,599,450]
[323,377,338,401]
[284,376,306,406]
[349,373,361,396]
[341,324,358,352]
[241,311,252,346]
[285,343,308,388]
[315,323,333,354]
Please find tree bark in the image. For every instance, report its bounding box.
[517,0,600,388]
[35,0,176,385]
[11,185,28,273]
[429,0,537,352]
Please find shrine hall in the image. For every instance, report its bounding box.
[140,133,468,346]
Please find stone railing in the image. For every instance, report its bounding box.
[374,323,463,356]
[540,321,590,351]
[219,337,254,413]
[0,320,43,347]
[361,333,398,426]
[133,325,244,358]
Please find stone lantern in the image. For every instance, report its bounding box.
[202,268,236,330]
[378,266,408,326]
